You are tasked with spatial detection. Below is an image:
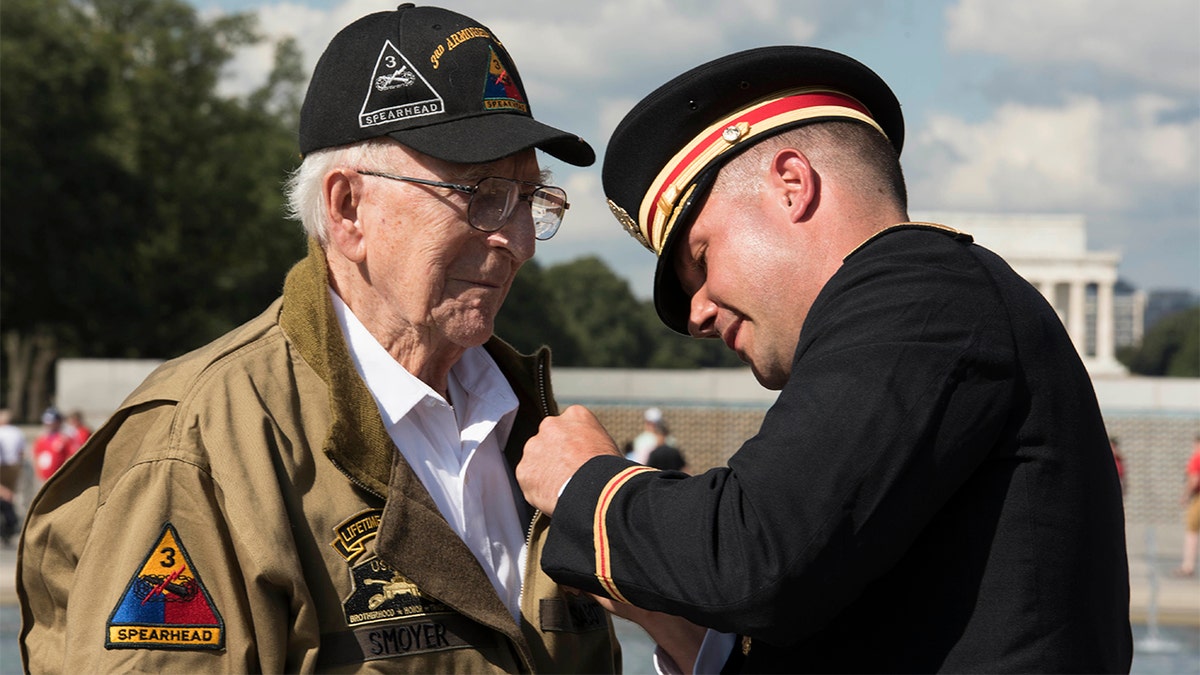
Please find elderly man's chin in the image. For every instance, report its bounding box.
[438,297,508,348]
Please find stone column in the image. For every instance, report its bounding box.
[1096,279,1115,365]
[1068,279,1087,355]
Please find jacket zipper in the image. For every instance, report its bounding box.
[328,455,386,501]
[517,352,555,672]
[526,352,552,546]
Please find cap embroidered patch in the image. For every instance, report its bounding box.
[106,523,224,651]
[359,41,445,129]
[482,46,527,113]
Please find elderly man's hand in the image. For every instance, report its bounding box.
[589,592,706,674]
[517,405,623,516]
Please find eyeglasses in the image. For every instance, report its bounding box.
[357,170,570,240]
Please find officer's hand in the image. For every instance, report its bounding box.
[517,405,621,516]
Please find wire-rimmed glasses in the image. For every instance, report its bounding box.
[357,170,570,240]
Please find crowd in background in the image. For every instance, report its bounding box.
[0,407,90,546]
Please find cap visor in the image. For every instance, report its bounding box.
[652,168,721,335]
[389,114,595,167]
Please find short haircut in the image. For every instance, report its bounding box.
[713,120,907,211]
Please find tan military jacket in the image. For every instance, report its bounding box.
[18,241,620,673]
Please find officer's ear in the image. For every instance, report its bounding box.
[769,148,817,222]
[325,169,367,263]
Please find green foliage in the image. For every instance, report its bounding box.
[496,256,743,369]
[542,256,652,367]
[494,260,583,365]
[1,0,305,359]
[1119,307,1200,377]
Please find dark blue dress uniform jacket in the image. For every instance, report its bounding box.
[542,225,1132,673]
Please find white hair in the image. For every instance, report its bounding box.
[283,138,399,244]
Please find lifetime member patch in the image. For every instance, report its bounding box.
[106,523,224,651]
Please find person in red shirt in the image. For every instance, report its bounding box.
[33,408,77,482]
[66,410,92,448]
[1177,435,1200,577]
[1110,436,1125,492]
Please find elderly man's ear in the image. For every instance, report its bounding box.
[325,169,367,263]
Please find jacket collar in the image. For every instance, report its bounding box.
[279,240,395,497]
[277,240,555,648]
[278,239,555,494]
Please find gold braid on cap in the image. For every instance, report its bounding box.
[616,87,887,256]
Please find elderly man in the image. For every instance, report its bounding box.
[517,46,1131,673]
[19,5,618,672]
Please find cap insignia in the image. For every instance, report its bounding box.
[608,200,653,251]
[482,46,528,113]
[721,122,750,143]
[359,40,445,129]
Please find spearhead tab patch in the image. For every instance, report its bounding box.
[106,523,224,651]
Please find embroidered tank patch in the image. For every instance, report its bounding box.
[343,557,452,627]
[359,40,445,128]
[106,523,224,650]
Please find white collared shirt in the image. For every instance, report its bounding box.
[331,291,528,621]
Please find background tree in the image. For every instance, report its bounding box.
[498,256,742,369]
[1118,307,1200,377]
[494,259,583,366]
[1,0,305,420]
[541,256,653,367]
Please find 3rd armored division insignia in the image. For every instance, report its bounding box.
[106,523,224,651]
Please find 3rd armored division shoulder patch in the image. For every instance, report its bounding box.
[106,523,224,651]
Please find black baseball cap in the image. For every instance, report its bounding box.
[602,46,903,333]
[299,3,594,166]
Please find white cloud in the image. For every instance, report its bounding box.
[536,167,659,298]
[218,0,816,99]
[945,0,1200,92]
[911,97,1109,211]
[216,0,364,98]
[1106,94,1200,192]
[909,92,1200,214]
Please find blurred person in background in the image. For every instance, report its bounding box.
[66,410,92,448]
[31,407,76,482]
[0,408,25,546]
[1176,434,1200,577]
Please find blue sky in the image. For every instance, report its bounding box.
[191,0,1200,299]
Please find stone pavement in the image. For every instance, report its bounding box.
[0,544,14,607]
[1125,522,1200,627]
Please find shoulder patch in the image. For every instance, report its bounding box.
[106,523,225,651]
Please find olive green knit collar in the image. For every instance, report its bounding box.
[278,239,394,497]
